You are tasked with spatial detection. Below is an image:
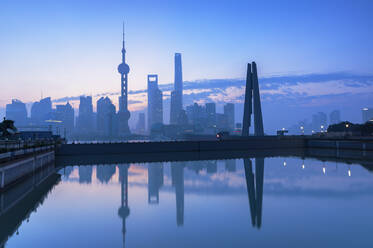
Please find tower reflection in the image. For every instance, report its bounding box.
[148,163,164,204]
[171,162,184,226]
[243,158,264,229]
[118,164,130,248]
[78,166,92,184]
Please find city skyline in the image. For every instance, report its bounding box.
[1,0,373,108]
[2,71,373,134]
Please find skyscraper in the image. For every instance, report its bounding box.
[136,113,146,134]
[362,108,373,123]
[30,97,52,126]
[147,74,163,130]
[55,102,74,137]
[329,110,341,125]
[77,96,93,132]
[97,97,117,137]
[224,103,235,132]
[6,99,28,126]
[205,103,216,128]
[170,53,183,124]
[312,112,327,131]
[117,23,131,135]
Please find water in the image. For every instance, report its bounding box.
[2,157,373,247]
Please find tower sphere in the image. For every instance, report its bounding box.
[118,63,130,74]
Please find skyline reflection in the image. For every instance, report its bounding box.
[2,157,373,248]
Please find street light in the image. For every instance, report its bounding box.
[300,126,304,135]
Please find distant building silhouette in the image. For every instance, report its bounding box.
[55,102,74,138]
[147,163,164,204]
[224,103,235,132]
[329,110,341,125]
[312,112,327,132]
[242,62,264,136]
[177,109,188,126]
[77,96,94,132]
[97,97,117,137]
[216,113,229,132]
[147,74,163,131]
[117,24,131,136]
[136,113,146,134]
[6,99,28,126]
[31,97,52,126]
[362,107,373,123]
[170,53,183,124]
[205,102,217,129]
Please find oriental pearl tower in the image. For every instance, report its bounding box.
[117,23,131,135]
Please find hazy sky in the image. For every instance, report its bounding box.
[1,0,373,108]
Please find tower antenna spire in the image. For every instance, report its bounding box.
[122,21,125,47]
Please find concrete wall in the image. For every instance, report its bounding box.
[57,136,306,156]
[0,151,54,189]
[307,140,373,151]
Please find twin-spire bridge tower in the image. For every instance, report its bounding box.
[242,61,264,136]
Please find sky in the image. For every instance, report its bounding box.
[1,0,373,131]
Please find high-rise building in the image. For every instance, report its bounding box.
[224,103,235,132]
[6,99,28,126]
[147,74,163,130]
[186,103,206,127]
[136,113,146,133]
[205,103,216,128]
[177,109,189,125]
[362,108,373,123]
[216,113,229,131]
[312,112,327,131]
[55,102,74,137]
[77,96,93,132]
[30,97,52,126]
[117,24,131,135]
[329,110,341,125]
[97,97,117,137]
[170,53,183,124]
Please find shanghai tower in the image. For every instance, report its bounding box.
[117,23,131,135]
[170,53,183,124]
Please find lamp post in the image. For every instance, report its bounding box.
[300,126,304,135]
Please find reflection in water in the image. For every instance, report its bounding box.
[97,164,116,183]
[4,156,373,248]
[118,164,130,248]
[171,162,185,226]
[225,159,236,172]
[244,158,264,229]
[0,165,60,248]
[79,166,93,184]
[148,163,164,204]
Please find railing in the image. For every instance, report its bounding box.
[0,139,55,151]
[0,145,55,162]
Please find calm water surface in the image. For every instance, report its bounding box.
[2,157,373,247]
